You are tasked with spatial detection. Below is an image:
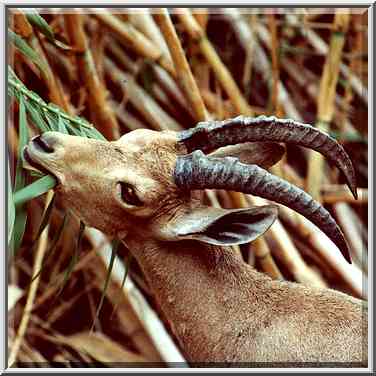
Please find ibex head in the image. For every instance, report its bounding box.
[24,116,357,262]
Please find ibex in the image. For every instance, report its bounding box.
[23,116,367,366]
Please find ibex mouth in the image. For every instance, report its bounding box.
[22,145,58,182]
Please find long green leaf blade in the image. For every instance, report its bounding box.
[91,239,120,332]
[24,99,50,132]
[30,213,68,283]
[9,69,106,141]
[25,9,72,50]
[11,211,27,256]
[57,114,68,133]
[32,193,56,243]
[56,221,85,298]
[14,175,56,207]
[14,95,28,190]
[8,29,48,73]
[110,253,132,320]
[25,10,55,42]
[12,94,30,254]
[8,162,15,246]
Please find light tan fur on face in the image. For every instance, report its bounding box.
[24,130,367,365]
[25,129,190,239]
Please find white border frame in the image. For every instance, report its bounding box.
[1,0,373,373]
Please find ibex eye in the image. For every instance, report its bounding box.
[119,182,143,207]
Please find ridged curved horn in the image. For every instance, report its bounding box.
[178,115,357,199]
[174,150,351,263]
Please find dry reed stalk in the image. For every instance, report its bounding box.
[48,215,81,281]
[30,317,150,364]
[109,100,146,131]
[268,13,283,117]
[28,316,90,363]
[286,13,367,105]
[83,269,102,332]
[106,40,194,121]
[280,164,366,205]
[243,50,253,100]
[44,44,77,86]
[150,82,185,120]
[230,12,302,121]
[64,13,120,140]
[8,120,18,163]
[86,228,188,365]
[200,89,237,118]
[334,202,367,272]
[251,237,284,280]
[337,14,364,131]
[280,163,305,189]
[192,8,209,30]
[8,190,54,367]
[215,189,233,209]
[261,15,365,32]
[30,36,72,113]
[106,39,140,75]
[9,263,19,294]
[213,79,226,120]
[12,49,40,83]
[175,8,254,116]
[303,11,326,23]
[13,258,35,281]
[322,185,367,204]
[152,65,196,120]
[248,195,327,288]
[280,56,357,134]
[204,189,221,209]
[104,57,182,132]
[8,285,23,312]
[57,331,150,363]
[306,11,350,201]
[47,283,95,325]
[154,9,208,121]
[265,13,288,184]
[33,247,99,311]
[127,9,172,62]
[94,11,175,75]
[20,340,49,364]
[281,158,367,284]
[11,11,33,37]
[191,57,210,93]
[291,235,336,280]
[89,25,106,85]
[277,204,365,298]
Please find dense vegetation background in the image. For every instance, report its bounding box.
[7,8,368,367]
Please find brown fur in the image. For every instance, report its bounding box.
[24,129,368,366]
[128,236,367,365]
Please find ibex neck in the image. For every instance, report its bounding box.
[126,237,270,362]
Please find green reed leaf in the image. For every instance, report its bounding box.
[14,175,56,207]
[91,239,120,332]
[8,29,48,73]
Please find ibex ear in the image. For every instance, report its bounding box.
[209,142,285,169]
[160,205,278,246]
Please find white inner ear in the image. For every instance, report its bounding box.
[171,206,278,246]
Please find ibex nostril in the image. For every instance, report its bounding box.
[32,135,54,153]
